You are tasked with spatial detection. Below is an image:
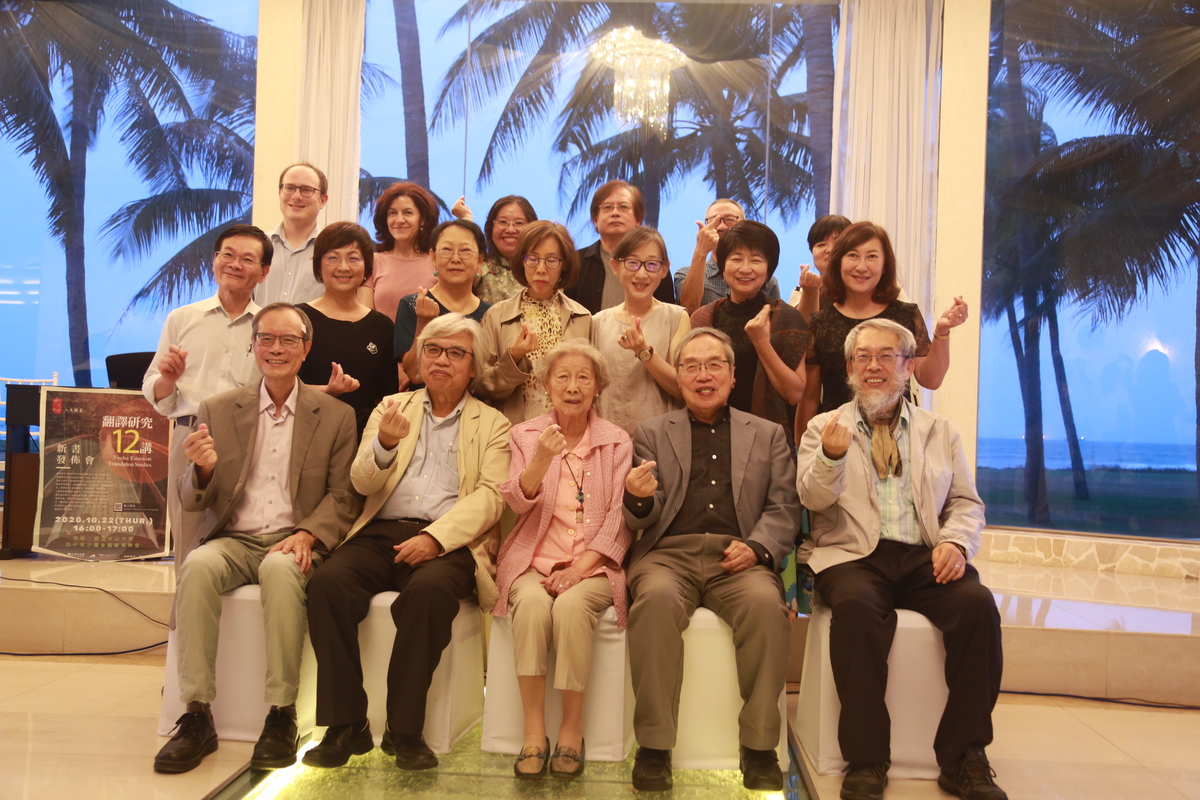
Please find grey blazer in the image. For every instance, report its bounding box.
[179,380,362,566]
[623,407,800,568]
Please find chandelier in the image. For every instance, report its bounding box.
[589,26,687,137]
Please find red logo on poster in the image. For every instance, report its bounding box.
[52,398,63,414]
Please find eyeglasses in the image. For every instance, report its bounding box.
[322,253,364,267]
[677,360,730,375]
[279,183,320,198]
[253,333,305,349]
[619,258,665,273]
[215,250,261,268]
[422,343,473,362]
[705,214,741,226]
[436,246,479,261]
[852,353,906,367]
[599,202,634,214]
[523,255,563,270]
[494,218,527,230]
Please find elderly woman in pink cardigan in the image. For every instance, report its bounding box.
[494,339,633,781]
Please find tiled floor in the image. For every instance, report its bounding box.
[2,651,1197,799]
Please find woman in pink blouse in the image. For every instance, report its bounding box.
[494,339,633,781]
[360,181,438,321]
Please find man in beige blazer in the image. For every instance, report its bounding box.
[305,314,511,772]
[155,303,360,775]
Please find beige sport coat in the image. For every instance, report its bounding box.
[346,389,512,611]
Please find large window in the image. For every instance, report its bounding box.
[0,1,259,389]
[977,1,1200,539]
[357,1,840,299]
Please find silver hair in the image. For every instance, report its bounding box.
[843,318,917,360]
[535,338,611,393]
[416,313,485,363]
[675,327,736,368]
[253,302,312,342]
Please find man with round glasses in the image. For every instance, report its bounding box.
[155,302,360,775]
[797,318,1005,800]
[566,179,676,314]
[674,199,780,314]
[622,327,799,792]
[304,313,511,772]
[256,162,330,305]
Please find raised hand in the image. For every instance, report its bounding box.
[744,304,772,346]
[617,316,648,353]
[376,397,411,450]
[158,345,188,386]
[450,196,473,221]
[934,296,969,336]
[799,264,823,291]
[324,362,361,396]
[509,321,539,362]
[535,423,567,459]
[184,423,217,468]
[820,414,852,460]
[625,458,658,498]
[414,286,440,327]
[694,218,720,255]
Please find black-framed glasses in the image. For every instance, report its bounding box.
[422,343,473,362]
[852,352,906,367]
[677,359,730,375]
[619,258,665,273]
[523,255,563,270]
[253,333,305,349]
[704,214,741,226]
[279,183,320,198]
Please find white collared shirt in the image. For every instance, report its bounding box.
[142,295,261,419]
[226,379,299,536]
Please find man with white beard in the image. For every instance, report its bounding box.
[796,318,1006,800]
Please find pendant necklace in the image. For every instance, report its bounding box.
[562,452,585,525]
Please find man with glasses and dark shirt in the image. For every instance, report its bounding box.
[303,314,511,772]
[154,303,360,775]
[673,199,781,314]
[144,225,272,566]
[622,327,799,792]
[256,162,330,305]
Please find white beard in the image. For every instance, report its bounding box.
[847,371,907,422]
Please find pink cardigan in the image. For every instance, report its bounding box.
[494,409,634,626]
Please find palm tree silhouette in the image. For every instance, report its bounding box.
[0,1,245,386]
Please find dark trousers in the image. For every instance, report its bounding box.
[306,519,476,734]
[813,540,1003,769]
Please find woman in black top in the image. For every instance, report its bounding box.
[394,219,491,386]
[297,222,399,437]
[796,221,969,435]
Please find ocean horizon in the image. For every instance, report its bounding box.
[977,438,1197,471]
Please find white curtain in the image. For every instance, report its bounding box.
[296,0,366,225]
[830,0,944,315]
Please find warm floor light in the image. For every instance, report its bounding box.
[589,26,687,136]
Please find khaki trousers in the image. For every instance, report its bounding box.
[507,567,613,692]
[627,533,790,751]
[175,531,321,706]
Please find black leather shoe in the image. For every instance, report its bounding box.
[154,709,218,774]
[383,728,438,771]
[739,746,783,791]
[251,707,299,770]
[841,761,889,800]
[302,721,374,768]
[631,746,673,791]
[938,749,1008,800]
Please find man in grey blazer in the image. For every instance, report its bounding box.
[623,327,800,792]
[154,303,361,775]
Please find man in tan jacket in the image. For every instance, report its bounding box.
[797,318,1004,800]
[304,314,510,772]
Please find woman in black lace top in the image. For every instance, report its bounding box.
[796,221,969,435]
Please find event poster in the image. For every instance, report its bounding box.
[34,388,171,560]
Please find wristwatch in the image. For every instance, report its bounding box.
[636,346,654,362]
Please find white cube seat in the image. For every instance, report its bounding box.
[796,605,948,779]
[481,605,635,761]
[160,587,483,755]
[674,607,789,770]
